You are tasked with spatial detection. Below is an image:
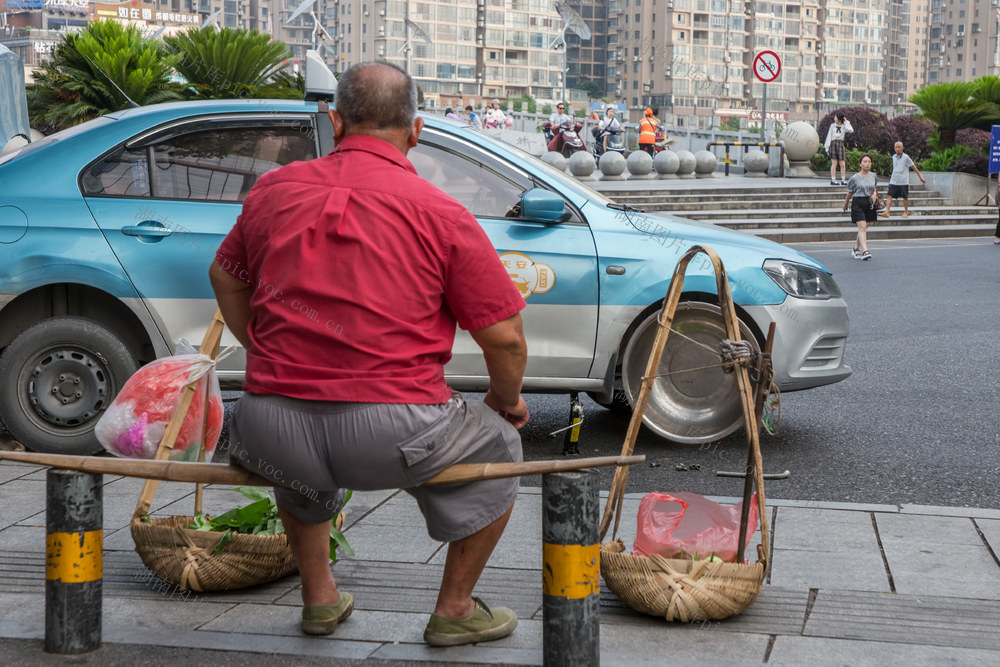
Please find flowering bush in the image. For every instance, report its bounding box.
[886,115,935,161]
[818,107,894,155]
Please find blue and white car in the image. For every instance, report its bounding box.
[0,89,850,454]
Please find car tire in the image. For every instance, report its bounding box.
[0,317,139,455]
[620,302,760,444]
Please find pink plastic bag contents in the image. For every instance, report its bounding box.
[95,341,223,461]
[632,491,759,563]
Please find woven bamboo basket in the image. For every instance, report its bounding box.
[130,309,297,592]
[131,515,297,592]
[598,246,772,623]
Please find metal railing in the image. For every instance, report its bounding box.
[706,140,786,177]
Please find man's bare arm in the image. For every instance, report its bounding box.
[470,313,529,428]
[209,261,254,350]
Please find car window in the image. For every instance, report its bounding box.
[80,146,151,197]
[408,142,526,218]
[81,123,316,201]
[149,126,316,201]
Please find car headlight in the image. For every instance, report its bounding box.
[762,260,841,300]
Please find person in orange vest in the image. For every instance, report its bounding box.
[638,108,659,155]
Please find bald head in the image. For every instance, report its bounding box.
[335,62,418,131]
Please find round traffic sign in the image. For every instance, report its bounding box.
[753,51,781,83]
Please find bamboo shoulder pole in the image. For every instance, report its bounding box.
[0,451,645,487]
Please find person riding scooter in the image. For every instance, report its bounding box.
[547,118,586,156]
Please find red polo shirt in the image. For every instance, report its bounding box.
[215,134,525,404]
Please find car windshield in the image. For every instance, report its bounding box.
[0,116,116,167]
[455,125,615,207]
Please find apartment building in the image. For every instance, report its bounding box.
[926,0,1000,83]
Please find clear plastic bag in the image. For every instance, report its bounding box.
[95,340,224,460]
[631,491,759,563]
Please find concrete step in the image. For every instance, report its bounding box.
[676,206,995,222]
[605,185,938,202]
[724,223,996,243]
[609,191,943,207]
[639,198,952,213]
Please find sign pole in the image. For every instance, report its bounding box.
[760,83,767,143]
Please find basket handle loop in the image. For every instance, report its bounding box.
[132,309,228,520]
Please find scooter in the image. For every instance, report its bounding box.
[546,120,586,157]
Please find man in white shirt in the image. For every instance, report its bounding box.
[881,141,925,218]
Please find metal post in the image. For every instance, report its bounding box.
[45,469,102,654]
[542,470,599,666]
[562,392,583,456]
[760,83,767,143]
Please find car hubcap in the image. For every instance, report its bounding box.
[27,348,109,428]
[622,303,758,444]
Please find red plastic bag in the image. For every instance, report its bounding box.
[631,491,759,563]
[95,344,223,461]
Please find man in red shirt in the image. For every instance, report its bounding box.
[210,62,529,647]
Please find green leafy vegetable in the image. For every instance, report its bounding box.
[189,486,353,562]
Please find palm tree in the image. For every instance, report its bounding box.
[27,20,183,132]
[909,81,1000,149]
[165,27,302,100]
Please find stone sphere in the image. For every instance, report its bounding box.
[1,129,45,157]
[653,150,680,177]
[626,150,653,177]
[744,149,769,173]
[541,151,567,171]
[568,150,597,177]
[599,151,627,179]
[780,121,820,161]
[674,150,696,177]
[694,150,718,177]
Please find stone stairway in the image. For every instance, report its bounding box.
[601,182,997,242]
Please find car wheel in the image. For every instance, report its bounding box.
[0,317,139,455]
[621,302,760,444]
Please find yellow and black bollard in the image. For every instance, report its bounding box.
[542,469,600,666]
[562,392,583,456]
[45,469,102,654]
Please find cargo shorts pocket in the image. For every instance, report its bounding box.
[397,419,454,486]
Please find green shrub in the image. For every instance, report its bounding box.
[845,150,892,178]
[919,145,975,171]
[810,151,831,172]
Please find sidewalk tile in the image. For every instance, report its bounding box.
[769,547,890,592]
[879,541,1000,598]
[101,625,379,661]
[773,506,878,549]
[899,505,1000,520]
[600,625,769,666]
[202,604,429,644]
[0,525,44,552]
[337,524,443,564]
[974,518,1000,555]
[769,635,1000,666]
[0,480,46,527]
[371,642,541,665]
[104,597,234,631]
[876,514,984,546]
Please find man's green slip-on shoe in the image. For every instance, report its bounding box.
[424,596,518,647]
[301,592,354,635]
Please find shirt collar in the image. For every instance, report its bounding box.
[331,134,417,175]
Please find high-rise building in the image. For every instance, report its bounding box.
[926,0,1000,83]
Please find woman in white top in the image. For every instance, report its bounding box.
[824,114,854,185]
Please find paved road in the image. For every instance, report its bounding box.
[515,237,1000,508]
[3,238,996,509]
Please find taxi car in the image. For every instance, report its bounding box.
[0,86,850,454]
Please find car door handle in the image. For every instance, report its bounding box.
[121,222,173,238]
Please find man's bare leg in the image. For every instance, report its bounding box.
[434,503,515,618]
[278,505,341,606]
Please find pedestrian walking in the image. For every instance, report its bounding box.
[881,141,925,218]
[210,62,528,647]
[842,153,878,260]
[824,113,854,185]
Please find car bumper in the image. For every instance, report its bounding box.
[743,297,852,392]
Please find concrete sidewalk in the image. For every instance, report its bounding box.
[3,459,1000,666]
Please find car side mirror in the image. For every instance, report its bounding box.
[520,188,570,223]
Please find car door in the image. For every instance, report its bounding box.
[407,129,599,381]
[81,113,319,365]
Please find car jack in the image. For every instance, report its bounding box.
[548,392,584,456]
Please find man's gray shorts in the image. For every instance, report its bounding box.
[228,392,522,543]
